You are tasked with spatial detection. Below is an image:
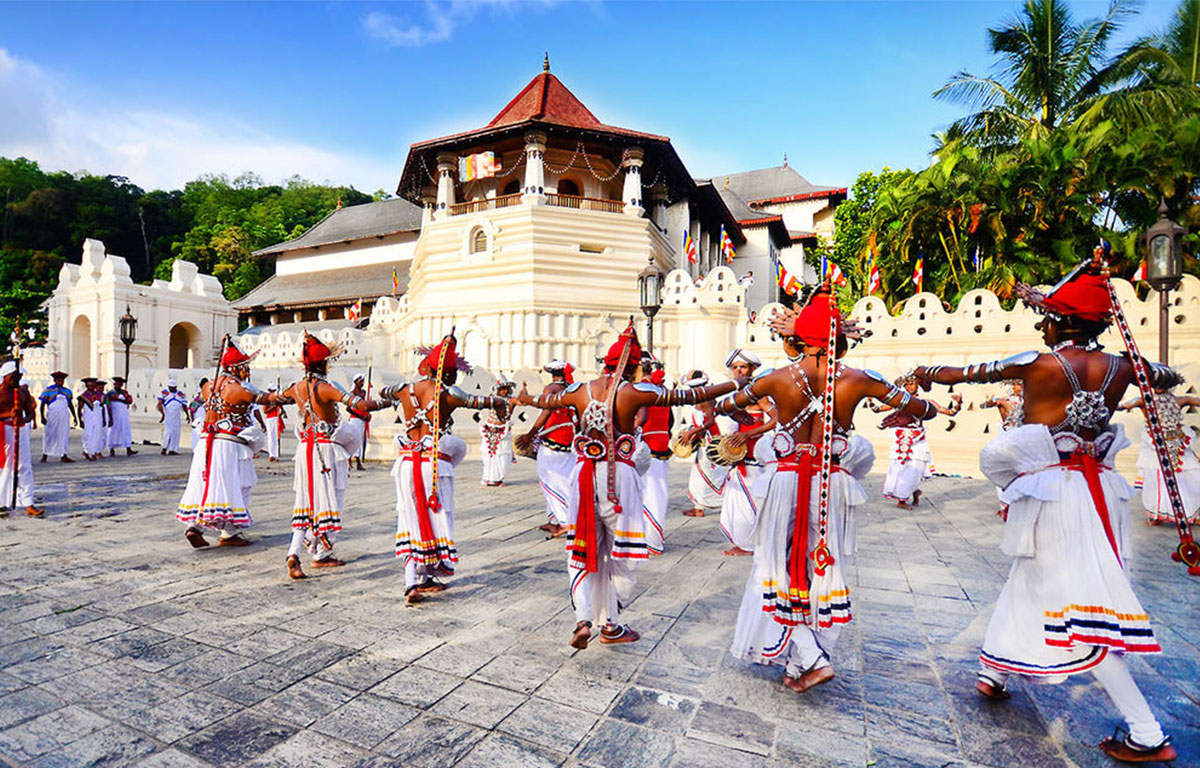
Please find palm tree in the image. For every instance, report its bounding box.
[934,0,1135,149]
[1100,0,1200,126]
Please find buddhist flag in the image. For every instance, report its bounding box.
[458,151,500,182]
[1132,261,1147,282]
[827,262,847,287]
[720,226,736,264]
[348,298,362,324]
[392,266,400,295]
[776,262,801,295]
[912,258,924,293]
[867,253,881,295]
[684,229,698,264]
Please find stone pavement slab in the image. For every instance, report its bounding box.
[0,448,1197,767]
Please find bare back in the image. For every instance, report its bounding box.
[1016,350,1132,440]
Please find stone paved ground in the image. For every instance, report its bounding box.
[0,439,1197,768]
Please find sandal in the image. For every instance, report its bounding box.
[598,624,640,645]
[405,586,423,605]
[185,527,210,549]
[569,621,592,650]
[416,578,447,593]
[1099,728,1176,763]
[975,674,1010,701]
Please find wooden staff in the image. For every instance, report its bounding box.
[10,324,22,509]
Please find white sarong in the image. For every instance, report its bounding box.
[290,426,349,558]
[393,435,466,587]
[732,433,873,675]
[480,421,513,484]
[106,400,133,450]
[537,443,573,526]
[882,426,931,501]
[81,402,106,456]
[977,424,1159,679]
[718,438,774,551]
[160,393,187,454]
[175,428,258,533]
[642,456,669,555]
[1135,424,1200,524]
[0,423,35,508]
[687,445,728,510]
[41,396,71,458]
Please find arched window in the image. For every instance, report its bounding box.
[557,179,581,196]
[502,179,520,196]
[470,227,487,254]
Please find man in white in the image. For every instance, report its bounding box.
[0,362,43,517]
[480,379,515,487]
[78,379,108,461]
[517,360,575,538]
[157,378,189,455]
[678,371,732,517]
[38,371,75,463]
[261,386,286,461]
[717,349,775,556]
[106,377,136,457]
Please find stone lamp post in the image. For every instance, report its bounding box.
[638,256,664,356]
[118,304,138,379]
[1143,200,1186,364]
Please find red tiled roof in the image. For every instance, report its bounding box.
[750,188,847,206]
[737,214,784,227]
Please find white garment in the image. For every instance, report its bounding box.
[881,426,931,501]
[1136,424,1200,523]
[340,416,366,461]
[80,399,107,456]
[264,412,283,459]
[0,423,34,508]
[392,435,466,587]
[41,392,71,458]
[978,424,1158,678]
[537,443,573,526]
[642,457,669,555]
[175,430,257,533]
[290,425,349,557]
[567,453,648,628]
[159,391,187,453]
[731,433,874,674]
[106,397,133,450]
[718,438,774,550]
[480,419,514,484]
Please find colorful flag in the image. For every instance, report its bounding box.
[1132,261,1147,281]
[458,151,500,182]
[775,262,801,295]
[866,253,881,295]
[912,258,924,293]
[720,225,736,264]
[392,267,400,295]
[828,262,847,287]
[683,229,698,264]
[348,298,361,324]
[819,253,828,280]
[973,248,981,272]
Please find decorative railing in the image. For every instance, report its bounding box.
[545,194,625,213]
[448,194,521,215]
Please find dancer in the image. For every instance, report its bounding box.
[873,373,960,509]
[679,370,732,517]
[717,349,777,556]
[344,373,369,470]
[256,335,394,580]
[914,261,1179,762]
[261,386,285,461]
[516,322,736,649]
[1119,386,1200,525]
[0,362,43,517]
[638,359,671,555]
[982,381,1025,518]
[77,379,107,461]
[480,379,516,487]
[392,332,507,603]
[517,360,575,538]
[175,340,264,549]
[38,371,75,463]
[105,377,136,457]
[157,378,188,455]
[723,288,936,692]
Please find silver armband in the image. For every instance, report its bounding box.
[379,383,406,400]
[966,350,1038,382]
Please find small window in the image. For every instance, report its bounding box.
[558,179,581,196]
[502,180,520,196]
[470,228,487,254]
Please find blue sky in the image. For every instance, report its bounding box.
[0,0,1181,194]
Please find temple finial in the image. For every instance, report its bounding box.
[783,152,788,167]
[543,52,550,72]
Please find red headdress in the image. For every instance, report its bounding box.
[1016,258,1113,324]
[792,287,842,349]
[416,332,473,377]
[563,363,575,384]
[603,321,642,373]
[301,332,343,368]
[649,369,666,386]
[221,338,257,368]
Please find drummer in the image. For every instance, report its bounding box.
[677,371,734,517]
[716,350,776,555]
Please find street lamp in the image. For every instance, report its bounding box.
[118,304,138,379]
[1142,200,1186,364]
[637,255,664,356]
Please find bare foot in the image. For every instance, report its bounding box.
[783,665,835,693]
[311,557,346,568]
[185,527,210,548]
[286,555,306,580]
[217,535,252,547]
[546,523,569,539]
[570,621,592,649]
[25,506,44,517]
[61,456,74,463]
[912,490,922,506]
[896,501,912,510]
[723,546,752,556]
[39,455,47,463]
[405,586,423,604]
[681,508,705,517]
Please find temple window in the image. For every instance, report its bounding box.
[557,178,581,196]
[470,227,487,254]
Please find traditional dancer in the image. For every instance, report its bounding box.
[345,373,369,471]
[517,360,576,538]
[982,381,1026,518]
[679,370,732,517]
[0,362,43,517]
[1119,387,1200,525]
[718,349,777,556]
[480,379,516,487]
[157,378,188,455]
[257,335,394,579]
[517,323,736,649]
[914,261,1180,763]
[77,379,107,461]
[724,288,935,692]
[638,359,672,555]
[261,387,286,461]
[105,377,136,457]
[392,332,507,603]
[873,373,960,509]
[38,371,75,463]
[175,340,264,549]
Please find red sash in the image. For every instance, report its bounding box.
[398,448,452,562]
[572,455,634,574]
[1052,451,1121,566]
[778,452,816,598]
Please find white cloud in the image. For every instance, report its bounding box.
[0,48,394,192]
[363,0,552,48]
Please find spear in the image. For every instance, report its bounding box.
[361,353,373,464]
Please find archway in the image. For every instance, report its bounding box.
[168,322,202,369]
[71,315,92,377]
